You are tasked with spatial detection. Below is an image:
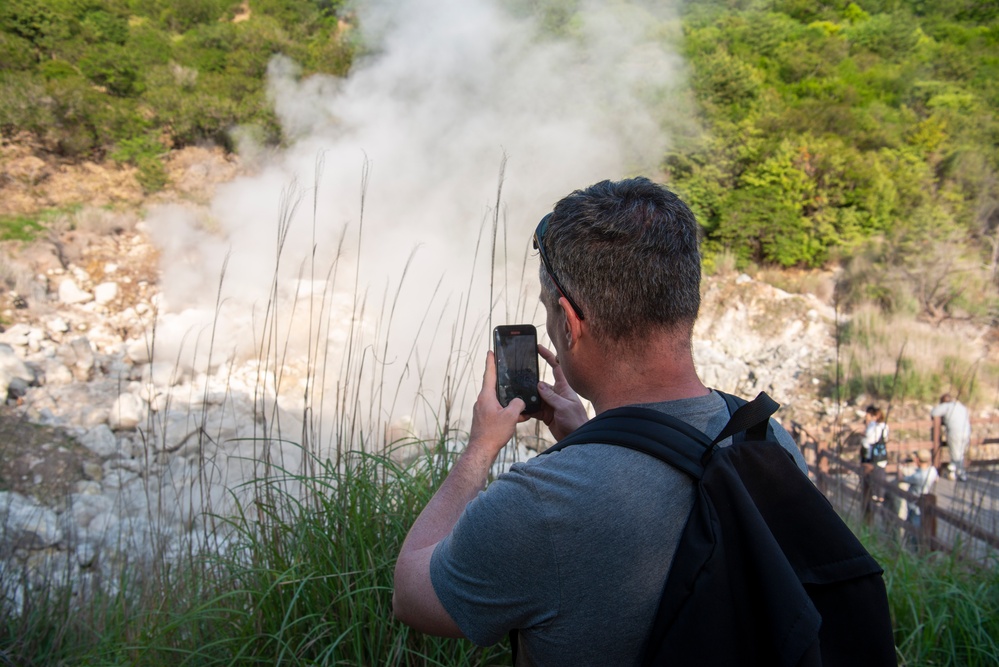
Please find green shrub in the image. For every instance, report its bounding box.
[38,58,77,80]
[0,0,73,53]
[111,133,168,193]
[846,13,923,60]
[79,8,129,45]
[78,43,143,97]
[126,22,173,67]
[145,80,241,149]
[0,71,51,137]
[0,31,37,70]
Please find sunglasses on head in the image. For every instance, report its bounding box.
[533,213,585,320]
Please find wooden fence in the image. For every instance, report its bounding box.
[791,420,999,562]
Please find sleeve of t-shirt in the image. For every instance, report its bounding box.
[930,404,947,418]
[429,462,559,646]
[771,420,809,474]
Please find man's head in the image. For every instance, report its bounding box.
[535,177,701,348]
[940,393,953,404]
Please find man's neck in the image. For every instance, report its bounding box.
[582,336,709,414]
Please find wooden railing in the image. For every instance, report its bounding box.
[791,421,999,562]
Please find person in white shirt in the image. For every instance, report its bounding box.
[861,404,889,468]
[931,394,971,482]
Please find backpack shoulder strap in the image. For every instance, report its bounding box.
[712,391,779,445]
[543,406,713,479]
[542,392,781,478]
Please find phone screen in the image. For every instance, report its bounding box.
[493,325,541,413]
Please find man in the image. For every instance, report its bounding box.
[393,177,807,665]
[931,393,971,481]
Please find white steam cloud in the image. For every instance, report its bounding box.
[143,0,688,445]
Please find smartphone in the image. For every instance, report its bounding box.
[493,324,541,413]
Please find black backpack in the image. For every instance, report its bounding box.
[543,391,897,667]
[871,429,888,464]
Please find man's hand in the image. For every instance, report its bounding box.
[467,350,528,458]
[536,344,589,441]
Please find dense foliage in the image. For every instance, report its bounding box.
[0,0,355,190]
[2,0,998,318]
[670,0,999,280]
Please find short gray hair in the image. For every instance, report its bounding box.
[538,177,702,344]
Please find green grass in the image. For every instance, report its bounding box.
[3,435,997,666]
[0,440,511,666]
[0,214,46,242]
[0,206,83,242]
[871,538,999,666]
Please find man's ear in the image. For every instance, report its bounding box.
[559,296,584,349]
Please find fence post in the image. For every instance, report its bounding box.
[816,440,829,495]
[918,493,937,552]
[861,464,874,526]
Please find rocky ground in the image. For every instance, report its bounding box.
[0,138,984,590]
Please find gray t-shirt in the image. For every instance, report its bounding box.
[430,390,807,667]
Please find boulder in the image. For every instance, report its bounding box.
[108,393,146,430]
[58,279,93,305]
[65,336,95,381]
[78,424,118,457]
[0,344,36,397]
[0,491,62,550]
[94,282,119,305]
[125,338,152,364]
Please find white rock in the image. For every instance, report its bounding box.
[77,542,98,568]
[0,344,35,396]
[44,362,74,385]
[94,282,119,305]
[0,323,32,346]
[46,317,70,334]
[66,336,95,381]
[58,279,93,305]
[78,424,118,457]
[0,492,62,549]
[108,393,147,430]
[125,339,151,364]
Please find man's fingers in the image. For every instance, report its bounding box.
[538,382,567,406]
[538,344,555,363]
[482,350,497,390]
[538,344,558,367]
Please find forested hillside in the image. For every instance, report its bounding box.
[0,0,355,190]
[669,0,999,321]
[1,0,998,321]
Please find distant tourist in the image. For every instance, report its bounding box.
[902,448,939,528]
[931,394,971,481]
[861,404,889,467]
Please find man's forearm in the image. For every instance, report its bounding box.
[392,438,505,636]
[400,440,498,551]
[393,351,524,635]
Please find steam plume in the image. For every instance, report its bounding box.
[143,0,688,443]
